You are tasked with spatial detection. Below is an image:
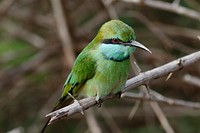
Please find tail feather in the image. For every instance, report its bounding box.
[41,118,51,133]
[40,95,67,133]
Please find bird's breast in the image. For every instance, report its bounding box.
[80,50,131,99]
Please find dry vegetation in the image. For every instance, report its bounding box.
[0,0,200,133]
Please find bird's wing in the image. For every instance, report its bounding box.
[61,51,96,99]
[40,52,96,133]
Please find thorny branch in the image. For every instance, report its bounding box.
[121,0,200,21]
[46,51,200,124]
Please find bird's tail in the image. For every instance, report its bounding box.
[40,95,67,133]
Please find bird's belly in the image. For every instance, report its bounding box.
[80,58,131,100]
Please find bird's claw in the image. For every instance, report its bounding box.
[95,97,102,107]
[97,99,102,107]
[115,91,122,99]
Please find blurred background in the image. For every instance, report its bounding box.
[0,0,200,133]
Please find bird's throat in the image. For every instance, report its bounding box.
[99,43,135,62]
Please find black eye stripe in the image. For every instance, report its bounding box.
[102,39,113,44]
[102,39,112,44]
[102,39,132,44]
[102,38,121,44]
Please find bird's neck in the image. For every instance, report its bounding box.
[99,43,135,62]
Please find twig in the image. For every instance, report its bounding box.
[7,5,54,29]
[76,10,108,38]
[99,107,122,133]
[155,22,200,40]
[125,11,173,49]
[150,88,200,109]
[128,100,141,120]
[46,51,200,124]
[131,49,167,132]
[101,0,119,19]
[0,0,16,16]
[50,0,76,68]
[125,11,196,54]
[183,74,200,88]
[121,0,200,21]
[172,0,181,7]
[150,101,175,133]
[85,109,102,133]
[143,84,174,133]
[141,84,175,133]
[6,126,24,133]
[124,51,200,92]
[122,91,200,109]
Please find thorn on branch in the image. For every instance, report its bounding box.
[166,72,173,81]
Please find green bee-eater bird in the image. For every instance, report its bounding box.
[41,20,151,133]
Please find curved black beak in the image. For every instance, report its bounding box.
[123,40,152,53]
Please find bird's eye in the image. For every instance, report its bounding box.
[111,38,120,44]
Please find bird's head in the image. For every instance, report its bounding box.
[95,20,151,53]
[92,20,151,61]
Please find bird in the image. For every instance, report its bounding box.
[41,20,151,133]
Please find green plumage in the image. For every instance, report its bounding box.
[62,20,135,100]
[41,20,151,133]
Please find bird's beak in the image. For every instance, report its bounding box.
[123,40,152,53]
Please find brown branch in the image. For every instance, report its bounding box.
[122,90,200,109]
[7,5,54,29]
[76,10,108,38]
[183,74,200,88]
[141,84,175,133]
[121,0,200,21]
[128,100,141,120]
[85,109,102,133]
[50,0,76,68]
[99,107,122,133]
[155,22,200,40]
[150,101,175,133]
[123,51,200,92]
[101,0,119,19]
[124,11,196,54]
[46,51,200,124]
[0,0,16,17]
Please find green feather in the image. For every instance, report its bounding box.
[62,49,96,97]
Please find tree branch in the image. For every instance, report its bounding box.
[123,50,200,92]
[183,74,200,88]
[85,109,102,133]
[50,0,76,68]
[121,0,200,21]
[150,101,175,133]
[46,51,200,124]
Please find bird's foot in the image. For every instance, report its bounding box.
[95,97,102,107]
[115,91,122,99]
[97,99,102,107]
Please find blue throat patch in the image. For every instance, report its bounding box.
[99,43,135,62]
